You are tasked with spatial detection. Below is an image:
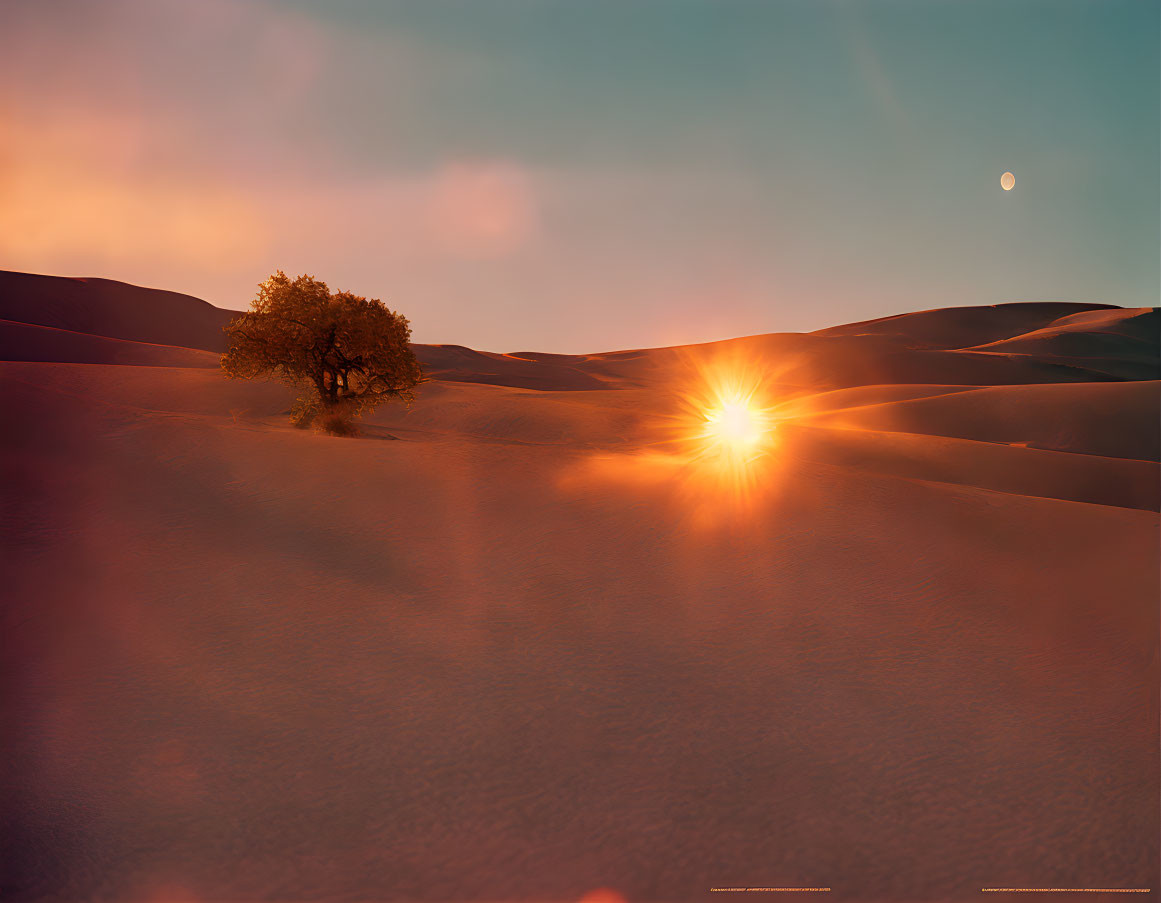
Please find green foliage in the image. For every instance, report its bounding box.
[222,272,422,435]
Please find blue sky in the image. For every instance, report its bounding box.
[1,0,1156,351]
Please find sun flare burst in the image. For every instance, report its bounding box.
[701,398,768,453]
[669,354,782,484]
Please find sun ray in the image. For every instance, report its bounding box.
[641,347,788,505]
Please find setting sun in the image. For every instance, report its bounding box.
[664,351,784,488]
[702,398,769,453]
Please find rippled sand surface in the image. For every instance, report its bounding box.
[3,356,1156,902]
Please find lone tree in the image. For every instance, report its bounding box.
[222,272,422,435]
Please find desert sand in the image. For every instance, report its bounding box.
[2,272,1158,902]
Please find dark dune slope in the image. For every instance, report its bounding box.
[416,344,613,390]
[802,380,1160,462]
[811,300,1121,349]
[0,271,235,353]
[0,319,220,369]
[778,422,1160,512]
[963,307,1160,380]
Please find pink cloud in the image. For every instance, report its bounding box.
[425,163,539,258]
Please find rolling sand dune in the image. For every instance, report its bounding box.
[0,320,221,370]
[2,274,1158,902]
[961,308,1160,381]
[969,306,1160,350]
[778,422,1160,511]
[811,301,1121,349]
[801,381,1161,462]
[771,383,982,418]
[0,271,235,353]
[415,345,618,391]
[4,274,1153,389]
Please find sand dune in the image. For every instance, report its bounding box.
[811,300,1121,349]
[0,319,221,369]
[800,380,1160,462]
[972,306,1160,348]
[7,357,1155,509]
[2,273,1158,901]
[778,422,1159,511]
[416,344,619,391]
[0,270,234,353]
[771,383,981,417]
[4,273,1152,389]
[960,308,1160,380]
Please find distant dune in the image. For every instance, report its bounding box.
[3,271,1156,389]
[0,270,234,353]
[2,271,1157,901]
[0,318,221,369]
[812,300,1121,346]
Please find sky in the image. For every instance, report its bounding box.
[1,0,1157,353]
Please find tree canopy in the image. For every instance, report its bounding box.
[222,272,422,433]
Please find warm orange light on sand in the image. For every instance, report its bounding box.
[578,889,628,903]
[564,349,790,523]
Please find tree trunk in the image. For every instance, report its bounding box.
[320,369,340,407]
